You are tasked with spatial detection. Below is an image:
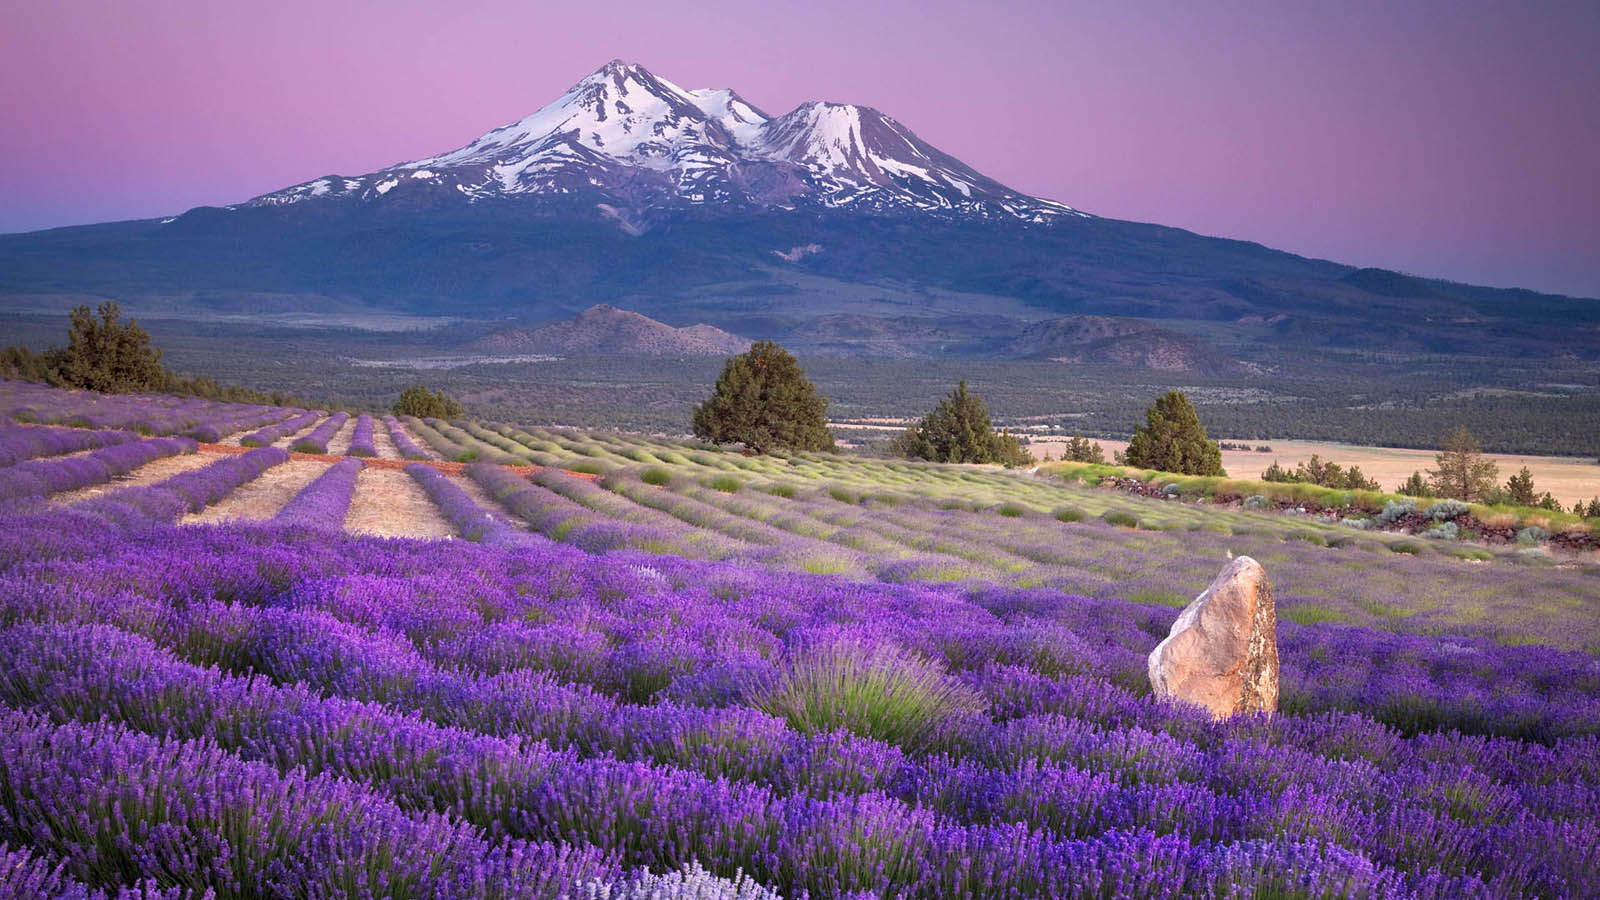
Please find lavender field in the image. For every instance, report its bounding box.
[1,382,1598,899]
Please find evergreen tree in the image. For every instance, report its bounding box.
[51,302,167,393]
[692,341,833,454]
[1426,427,1499,502]
[891,381,1031,466]
[1398,471,1429,497]
[1503,466,1538,507]
[1061,435,1106,464]
[1123,390,1225,476]
[392,385,463,419]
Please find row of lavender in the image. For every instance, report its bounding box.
[2,379,297,440]
[0,436,196,506]
[0,501,1594,898]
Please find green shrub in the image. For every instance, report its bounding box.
[1425,499,1471,521]
[754,637,982,748]
[640,467,672,486]
[1101,510,1140,529]
[1389,541,1424,555]
[1052,506,1086,523]
[1516,525,1549,546]
[1424,522,1459,540]
[764,483,797,498]
[1377,499,1417,526]
[1243,495,1271,510]
[828,487,857,504]
[706,475,742,493]
[568,460,606,475]
[996,503,1028,518]
[1286,530,1326,546]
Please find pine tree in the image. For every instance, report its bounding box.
[1123,390,1225,476]
[1061,435,1106,464]
[891,381,1031,466]
[1426,427,1499,502]
[692,341,833,454]
[1503,466,1538,507]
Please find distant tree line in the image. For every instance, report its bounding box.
[1395,427,1563,509]
[1261,456,1380,491]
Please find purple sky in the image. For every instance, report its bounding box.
[2,0,1597,298]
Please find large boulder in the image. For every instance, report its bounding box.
[1147,556,1279,718]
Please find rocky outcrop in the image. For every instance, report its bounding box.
[1147,556,1279,718]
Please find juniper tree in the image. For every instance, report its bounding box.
[392,385,463,419]
[692,341,833,454]
[890,380,1031,466]
[1123,390,1224,476]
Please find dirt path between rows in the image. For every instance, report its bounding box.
[345,467,458,539]
[371,419,401,460]
[183,459,329,525]
[325,417,356,456]
[51,452,217,506]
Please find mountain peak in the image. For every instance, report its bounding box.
[244,61,1084,224]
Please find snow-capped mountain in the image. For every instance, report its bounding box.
[247,60,1082,224]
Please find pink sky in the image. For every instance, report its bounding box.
[1,0,1596,297]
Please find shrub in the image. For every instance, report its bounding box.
[1425,499,1471,521]
[754,635,982,749]
[706,475,742,493]
[568,460,606,475]
[1101,510,1140,528]
[996,502,1028,518]
[640,467,672,486]
[1389,541,1424,555]
[1377,499,1417,526]
[1243,495,1271,510]
[1286,530,1326,546]
[828,487,856,504]
[1424,522,1459,540]
[1516,525,1549,546]
[1052,506,1086,523]
[764,483,797,499]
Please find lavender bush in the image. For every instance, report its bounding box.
[385,415,431,460]
[240,410,321,447]
[290,411,350,454]
[274,457,363,530]
[345,414,377,457]
[0,424,139,468]
[0,436,194,504]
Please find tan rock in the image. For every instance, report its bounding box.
[1147,556,1278,718]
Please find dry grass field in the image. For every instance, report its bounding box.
[1030,436,1600,506]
